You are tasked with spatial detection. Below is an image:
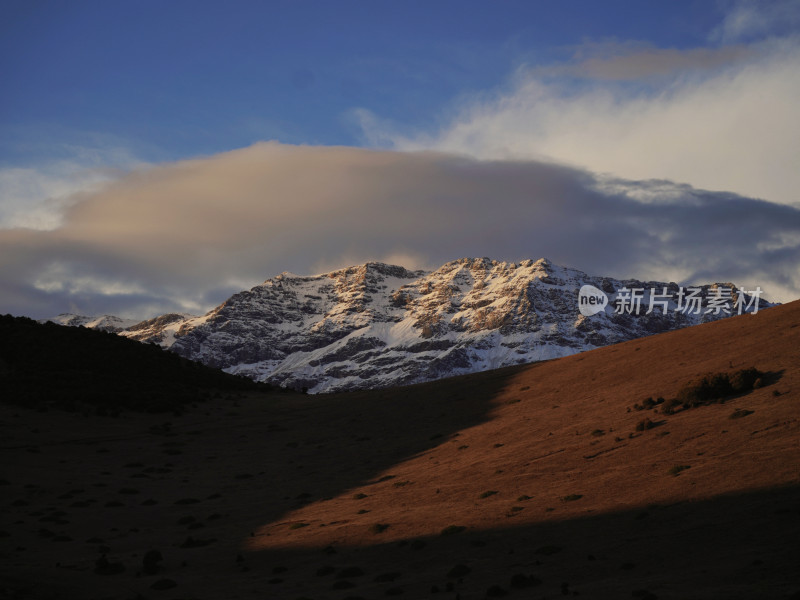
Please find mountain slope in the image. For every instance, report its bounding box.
[0,314,273,413]
[121,257,769,392]
[2,297,798,600]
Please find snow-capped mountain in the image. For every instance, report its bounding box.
[95,257,768,393]
[43,313,139,333]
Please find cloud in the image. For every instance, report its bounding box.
[1,142,798,320]
[0,140,150,230]
[537,41,755,81]
[712,0,800,43]
[368,32,800,209]
[0,163,113,230]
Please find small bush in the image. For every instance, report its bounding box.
[674,367,764,407]
[510,573,543,588]
[633,397,664,411]
[561,494,583,502]
[332,580,355,590]
[729,367,761,393]
[447,564,471,578]
[94,554,125,575]
[440,525,466,536]
[668,465,690,476]
[369,523,389,534]
[661,398,682,415]
[635,418,655,431]
[729,408,754,419]
[150,579,176,590]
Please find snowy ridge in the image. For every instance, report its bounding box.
[74,257,770,393]
[42,313,140,333]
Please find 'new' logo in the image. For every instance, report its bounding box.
[578,285,608,316]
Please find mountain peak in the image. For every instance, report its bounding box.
[55,257,771,393]
[42,313,138,333]
[127,258,769,392]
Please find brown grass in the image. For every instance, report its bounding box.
[1,301,799,598]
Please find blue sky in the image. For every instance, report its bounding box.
[1,0,724,160]
[1,0,799,318]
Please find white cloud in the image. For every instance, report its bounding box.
[372,36,800,208]
[0,142,149,230]
[712,0,800,43]
[3,4,798,319]
[0,163,109,230]
[1,143,798,320]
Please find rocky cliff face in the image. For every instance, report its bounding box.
[108,257,767,393]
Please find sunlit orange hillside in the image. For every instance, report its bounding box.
[2,301,799,600]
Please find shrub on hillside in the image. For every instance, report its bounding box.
[674,367,764,408]
[635,418,655,431]
[661,398,683,415]
[633,397,664,411]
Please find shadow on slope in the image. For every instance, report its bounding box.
[0,314,275,413]
[0,359,525,599]
[1,300,797,599]
[237,483,800,600]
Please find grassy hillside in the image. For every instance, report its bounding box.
[0,314,276,413]
[1,302,798,599]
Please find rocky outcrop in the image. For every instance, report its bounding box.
[51,258,770,393]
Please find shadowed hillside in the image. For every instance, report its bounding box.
[0,301,798,599]
[0,315,275,413]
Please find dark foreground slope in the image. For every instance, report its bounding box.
[0,315,273,413]
[0,302,798,599]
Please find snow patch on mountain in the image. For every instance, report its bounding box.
[47,258,770,393]
[42,314,140,333]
